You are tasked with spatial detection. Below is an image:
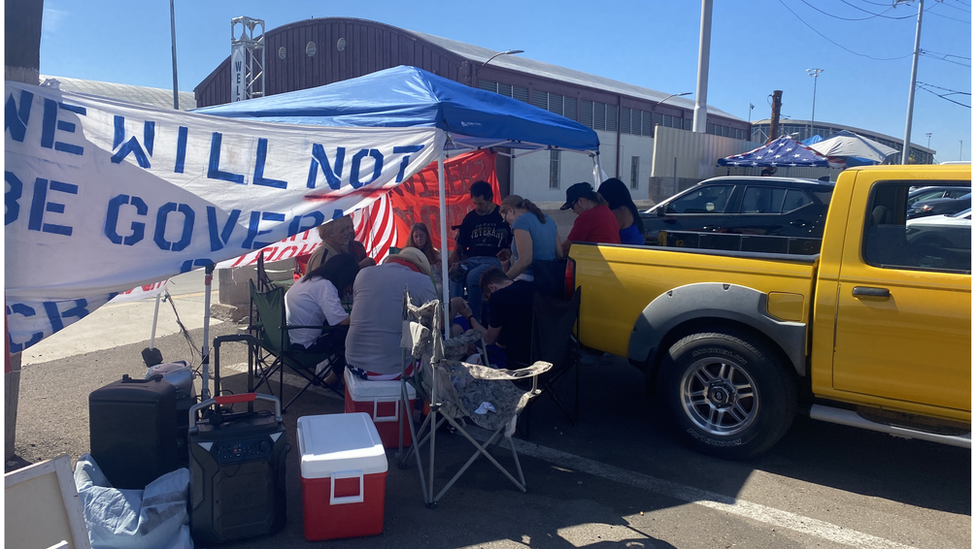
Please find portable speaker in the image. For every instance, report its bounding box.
[189,393,287,545]
[89,374,180,489]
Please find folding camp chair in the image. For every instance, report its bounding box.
[516,287,582,437]
[396,289,551,507]
[214,279,345,413]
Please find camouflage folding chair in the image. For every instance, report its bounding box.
[396,289,551,507]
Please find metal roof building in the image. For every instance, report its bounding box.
[193,17,751,202]
[40,75,196,111]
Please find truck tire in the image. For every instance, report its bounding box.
[660,331,796,459]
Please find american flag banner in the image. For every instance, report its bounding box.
[718,135,829,168]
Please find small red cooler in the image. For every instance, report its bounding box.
[343,368,416,448]
[297,413,388,541]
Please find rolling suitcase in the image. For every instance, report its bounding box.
[89,374,180,489]
[189,393,287,545]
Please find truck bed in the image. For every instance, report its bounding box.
[571,243,818,358]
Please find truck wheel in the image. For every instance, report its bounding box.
[661,331,796,459]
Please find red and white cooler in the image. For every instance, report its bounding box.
[296,413,388,541]
[343,368,417,448]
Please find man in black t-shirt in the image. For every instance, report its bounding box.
[448,181,511,324]
[455,267,534,368]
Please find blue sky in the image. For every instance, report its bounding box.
[38,0,971,161]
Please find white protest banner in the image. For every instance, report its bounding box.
[214,229,322,269]
[109,279,170,304]
[4,82,445,352]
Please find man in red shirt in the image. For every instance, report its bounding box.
[560,182,621,255]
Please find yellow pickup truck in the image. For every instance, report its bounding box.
[568,164,971,459]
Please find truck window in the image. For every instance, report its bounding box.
[863,182,971,274]
[667,184,733,214]
[783,190,813,212]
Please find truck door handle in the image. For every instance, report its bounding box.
[852,286,890,298]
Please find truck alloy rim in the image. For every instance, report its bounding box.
[680,359,758,436]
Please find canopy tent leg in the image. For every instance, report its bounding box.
[593,153,604,185]
[200,262,215,401]
[437,153,451,331]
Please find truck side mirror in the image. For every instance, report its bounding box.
[656,207,666,217]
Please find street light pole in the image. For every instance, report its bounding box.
[169,0,179,110]
[650,92,692,138]
[748,103,754,123]
[806,68,823,141]
[925,132,932,148]
[960,140,964,161]
[481,49,524,67]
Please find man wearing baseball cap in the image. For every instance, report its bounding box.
[345,247,438,380]
[559,182,620,255]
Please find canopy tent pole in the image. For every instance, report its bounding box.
[437,153,451,331]
[593,153,604,185]
[200,262,215,401]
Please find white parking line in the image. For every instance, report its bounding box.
[505,437,919,549]
[219,362,917,549]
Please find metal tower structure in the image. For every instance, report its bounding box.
[230,16,265,101]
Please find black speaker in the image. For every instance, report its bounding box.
[189,394,287,545]
[89,374,180,489]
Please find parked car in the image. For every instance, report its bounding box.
[906,207,972,258]
[907,185,971,209]
[641,176,834,242]
[907,192,971,219]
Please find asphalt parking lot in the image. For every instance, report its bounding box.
[10,290,971,549]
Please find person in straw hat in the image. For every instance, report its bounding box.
[344,247,438,380]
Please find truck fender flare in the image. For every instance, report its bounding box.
[628,282,806,376]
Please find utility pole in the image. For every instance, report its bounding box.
[769,90,783,145]
[901,0,924,164]
[692,0,713,133]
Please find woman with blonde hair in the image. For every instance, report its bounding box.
[498,195,562,281]
[403,222,443,293]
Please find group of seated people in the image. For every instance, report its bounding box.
[283,177,640,388]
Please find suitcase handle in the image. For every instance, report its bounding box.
[189,393,282,432]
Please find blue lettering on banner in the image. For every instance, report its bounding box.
[104,194,148,245]
[40,98,85,155]
[208,132,245,184]
[153,202,195,251]
[206,206,242,251]
[111,116,154,168]
[6,303,43,353]
[5,171,23,225]
[288,211,325,237]
[243,211,285,249]
[175,126,188,173]
[332,209,344,220]
[350,148,383,189]
[5,89,33,142]
[306,144,345,189]
[42,299,90,333]
[180,258,215,274]
[253,137,287,189]
[394,145,425,183]
[28,178,78,236]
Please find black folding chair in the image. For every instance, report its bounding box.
[516,286,582,437]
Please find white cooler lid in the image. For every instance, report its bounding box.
[344,368,417,400]
[297,413,388,478]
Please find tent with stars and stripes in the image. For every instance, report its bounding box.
[718,135,829,168]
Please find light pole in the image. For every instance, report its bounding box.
[925,133,932,149]
[960,140,964,161]
[806,68,823,141]
[481,49,524,67]
[651,92,692,137]
[170,0,179,109]
[748,103,754,123]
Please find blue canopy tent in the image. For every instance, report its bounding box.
[718,135,829,168]
[197,65,601,325]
